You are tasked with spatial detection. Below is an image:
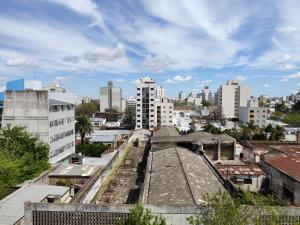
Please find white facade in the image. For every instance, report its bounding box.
[24,80,42,90]
[156,85,166,99]
[155,98,173,127]
[216,80,251,118]
[239,107,267,127]
[100,81,122,112]
[2,90,75,164]
[135,77,156,130]
[126,96,136,110]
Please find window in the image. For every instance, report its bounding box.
[244,179,252,184]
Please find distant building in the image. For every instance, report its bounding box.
[100,81,122,112]
[126,96,136,111]
[202,86,214,104]
[216,80,251,118]
[156,85,166,99]
[178,90,184,101]
[90,130,130,147]
[46,82,66,93]
[81,96,91,104]
[239,97,267,127]
[1,79,75,164]
[155,98,173,127]
[258,95,269,106]
[135,77,156,130]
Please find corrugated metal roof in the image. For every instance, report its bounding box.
[216,164,266,176]
[0,184,69,225]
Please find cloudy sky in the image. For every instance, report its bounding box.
[0,0,300,98]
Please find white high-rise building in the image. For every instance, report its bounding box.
[126,96,136,111]
[2,82,75,164]
[135,77,156,130]
[202,86,214,104]
[155,98,173,127]
[156,85,166,99]
[216,80,251,118]
[100,81,122,112]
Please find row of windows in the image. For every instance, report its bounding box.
[50,141,74,158]
[50,104,74,113]
[50,117,74,128]
[50,130,74,143]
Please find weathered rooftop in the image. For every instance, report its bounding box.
[216,164,266,176]
[151,128,235,144]
[269,145,300,156]
[0,184,69,225]
[153,126,180,137]
[143,147,224,205]
[49,164,101,178]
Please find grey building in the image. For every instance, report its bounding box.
[100,81,122,112]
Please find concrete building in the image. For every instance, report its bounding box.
[156,85,166,99]
[135,77,156,130]
[90,130,130,147]
[100,81,122,112]
[202,86,214,104]
[261,145,300,206]
[81,96,91,104]
[173,105,194,132]
[216,164,266,192]
[142,146,224,205]
[239,97,267,127]
[126,96,136,111]
[178,90,184,101]
[2,86,75,164]
[216,80,251,118]
[0,184,71,225]
[285,128,300,141]
[155,98,173,127]
[46,82,66,93]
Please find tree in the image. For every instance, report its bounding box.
[275,125,285,141]
[275,101,287,112]
[0,125,49,187]
[124,107,136,126]
[202,100,211,107]
[75,114,93,144]
[76,143,108,157]
[204,123,222,134]
[76,102,98,117]
[284,113,300,127]
[187,190,281,225]
[117,204,166,225]
[293,101,300,111]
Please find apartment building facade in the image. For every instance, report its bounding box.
[135,77,156,130]
[155,98,173,127]
[216,80,251,118]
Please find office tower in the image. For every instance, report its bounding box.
[100,81,122,112]
[135,77,156,130]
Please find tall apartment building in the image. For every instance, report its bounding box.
[155,98,174,127]
[135,77,156,130]
[216,80,250,118]
[156,85,166,99]
[100,81,122,112]
[239,97,267,127]
[202,86,214,104]
[1,79,75,164]
[178,91,184,101]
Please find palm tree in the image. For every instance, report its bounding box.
[75,114,93,144]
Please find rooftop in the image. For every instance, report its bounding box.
[91,130,130,143]
[49,164,101,178]
[216,164,266,176]
[269,145,300,156]
[153,126,180,137]
[143,147,224,205]
[174,105,193,111]
[0,184,69,225]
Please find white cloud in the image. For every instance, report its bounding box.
[115,78,125,83]
[62,56,80,63]
[197,80,212,84]
[6,57,37,68]
[54,75,72,83]
[280,78,288,82]
[165,75,192,84]
[142,54,177,71]
[83,44,125,63]
[236,75,247,81]
[264,83,270,87]
[285,72,300,79]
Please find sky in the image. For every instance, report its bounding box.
[0,0,300,99]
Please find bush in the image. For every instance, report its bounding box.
[76,143,108,157]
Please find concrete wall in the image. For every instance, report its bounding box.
[2,91,49,143]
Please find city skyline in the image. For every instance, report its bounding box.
[0,0,300,98]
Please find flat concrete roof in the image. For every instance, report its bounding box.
[0,184,69,225]
[153,126,180,137]
[49,164,101,178]
[143,147,224,205]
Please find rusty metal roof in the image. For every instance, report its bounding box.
[216,164,266,176]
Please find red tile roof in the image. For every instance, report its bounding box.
[216,164,266,176]
[266,155,300,182]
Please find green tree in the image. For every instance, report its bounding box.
[284,113,300,127]
[75,114,93,144]
[76,102,98,117]
[117,204,166,225]
[76,143,108,157]
[204,123,222,134]
[275,125,285,141]
[0,125,49,187]
[124,107,136,127]
[202,100,211,107]
[275,101,287,112]
[293,101,300,111]
[187,190,282,225]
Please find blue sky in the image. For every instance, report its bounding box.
[0,0,300,99]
